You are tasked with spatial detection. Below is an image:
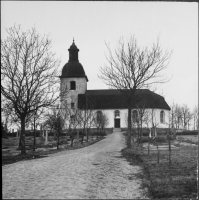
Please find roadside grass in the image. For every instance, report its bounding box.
[2,136,105,166]
[122,144,198,199]
[176,135,198,144]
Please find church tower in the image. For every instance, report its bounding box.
[60,40,88,110]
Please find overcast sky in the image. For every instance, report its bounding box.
[1,1,198,110]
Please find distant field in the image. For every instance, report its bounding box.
[176,135,198,142]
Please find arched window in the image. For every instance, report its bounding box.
[70,81,76,90]
[160,110,165,123]
[114,110,120,118]
[132,110,138,123]
[96,110,102,123]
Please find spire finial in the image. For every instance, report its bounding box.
[73,37,75,43]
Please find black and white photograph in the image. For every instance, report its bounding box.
[1,1,198,199]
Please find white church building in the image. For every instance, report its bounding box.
[60,41,170,129]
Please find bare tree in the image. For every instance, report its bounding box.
[76,94,96,143]
[181,104,191,130]
[78,107,96,143]
[193,106,198,130]
[1,25,61,154]
[169,103,176,129]
[31,107,46,151]
[1,98,13,137]
[150,108,159,137]
[173,104,183,129]
[135,101,149,146]
[94,111,109,139]
[99,36,171,147]
[100,113,109,134]
[86,110,96,140]
[186,111,193,130]
[64,105,82,147]
[44,104,66,150]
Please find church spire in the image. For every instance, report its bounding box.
[68,39,79,61]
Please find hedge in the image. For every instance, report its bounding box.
[176,130,198,135]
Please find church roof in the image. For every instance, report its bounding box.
[78,89,170,110]
[61,61,88,81]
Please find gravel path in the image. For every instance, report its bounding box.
[3,131,148,199]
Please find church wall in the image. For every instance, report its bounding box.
[97,109,128,128]
[151,108,170,128]
[93,108,170,129]
[60,77,87,107]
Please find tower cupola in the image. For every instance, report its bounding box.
[60,40,88,81]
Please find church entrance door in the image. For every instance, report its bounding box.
[114,118,120,128]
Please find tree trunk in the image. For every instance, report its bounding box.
[20,117,26,155]
[168,130,171,166]
[157,143,159,163]
[148,137,150,154]
[140,120,143,146]
[183,116,186,129]
[65,130,68,144]
[33,116,36,151]
[57,130,60,150]
[86,128,88,142]
[81,134,84,144]
[18,130,22,148]
[82,126,86,144]
[137,123,139,146]
[70,132,74,147]
[71,137,74,147]
[127,106,132,148]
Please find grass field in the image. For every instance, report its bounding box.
[2,135,105,165]
[122,143,198,199]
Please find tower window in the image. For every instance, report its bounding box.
[70,81,76,90]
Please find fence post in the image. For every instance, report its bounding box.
[16,129,19,138]
[157,143,159,163]
[148,137,151,155]
[148,129,151,154]
[45,130,49,145]
[169,130,171,166]
[77,130,79,143]
[42,128,45,138]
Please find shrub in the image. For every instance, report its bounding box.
[153,136,167,143]
[143,132,149,137]
[176,130,198,135]
[91,132,99,136]
[105,128,113,134]
[140,137,151,143]
[166,134,176,140]
[139,136,167,143]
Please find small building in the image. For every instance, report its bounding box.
[60,40,170,129]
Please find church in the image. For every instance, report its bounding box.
[60,41,170,129]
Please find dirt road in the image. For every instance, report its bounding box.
[2,131,148,199]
